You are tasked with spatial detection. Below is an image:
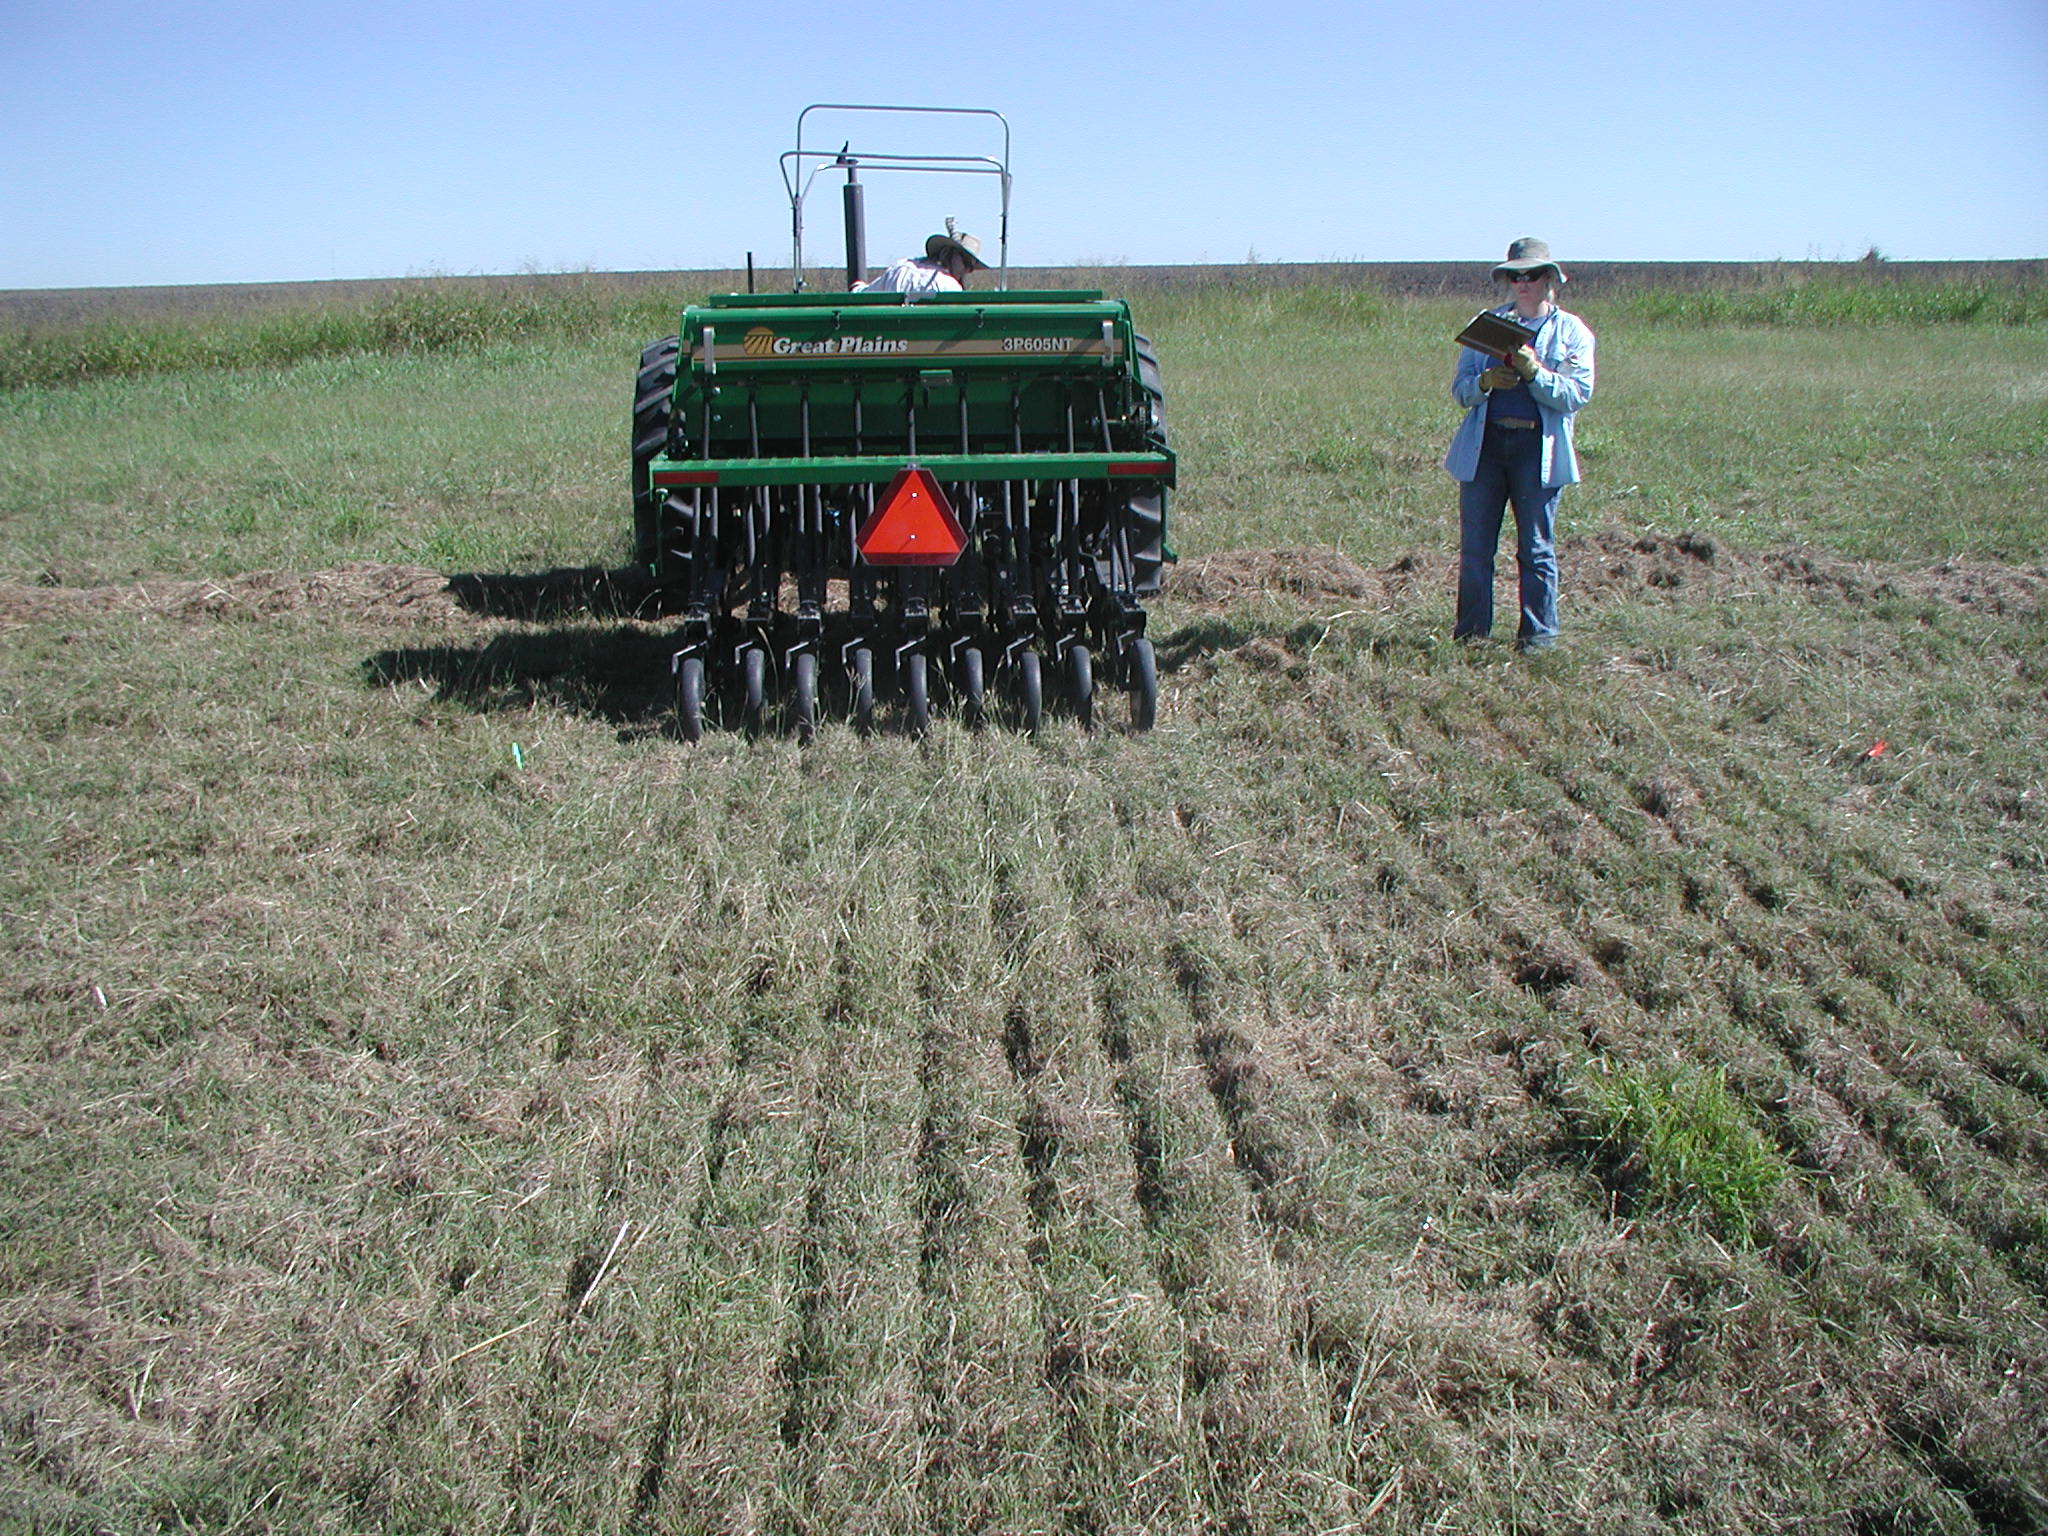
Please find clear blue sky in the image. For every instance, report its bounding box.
[3,0,2043,290]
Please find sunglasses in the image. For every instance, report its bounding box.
[1505,270,1553,283]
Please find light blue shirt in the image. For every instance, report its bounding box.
[1444,304,1596,487]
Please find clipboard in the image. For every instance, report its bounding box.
[1455,310,1537,360]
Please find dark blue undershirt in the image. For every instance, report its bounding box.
[1484,310,1547,421]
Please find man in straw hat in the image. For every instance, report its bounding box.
[854,219,990,295]
[1445,237,1597,651]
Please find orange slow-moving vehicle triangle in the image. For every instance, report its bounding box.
[856,467,967,567]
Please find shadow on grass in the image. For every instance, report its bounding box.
[368,576,1270,735]
[442,566,673,621]
[365,626,678,727]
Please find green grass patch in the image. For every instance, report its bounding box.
[0,281,686,390]
[1584,1064,1788,1235]
[1612,277,2048,328]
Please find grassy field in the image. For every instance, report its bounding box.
[2,274,2045,1535]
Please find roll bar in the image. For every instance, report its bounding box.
[781,103,1012,292]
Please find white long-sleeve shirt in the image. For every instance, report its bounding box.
[852,256,963,296]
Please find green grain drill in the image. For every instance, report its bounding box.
[633,106,1174,739]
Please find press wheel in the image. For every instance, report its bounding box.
[1016,650,1043,735]
[1069,643,1094,730]
[851,646,874,736]
[742,645,767,738]
[792,651,817,745]
[675,655,704,744]
[1129,637,1158,732]
[959,646,986,730]
[905,650,930,738]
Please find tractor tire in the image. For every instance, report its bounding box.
[1104,333,1170,597]
[632,335,681,573]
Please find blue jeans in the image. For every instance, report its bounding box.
[1456,423,1560,646]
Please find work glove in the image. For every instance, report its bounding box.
[1479,365,1519,391]
[1508,346,1540,381]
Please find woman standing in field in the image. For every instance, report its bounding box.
[1445,237,1596,651]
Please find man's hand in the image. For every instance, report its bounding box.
[1508,346,1540,381]
[1479,364,1519,391]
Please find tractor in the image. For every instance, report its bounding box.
[633,104,1174,738]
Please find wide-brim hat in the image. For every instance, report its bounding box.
[1491,236,1567,283]
[926,230,989,271]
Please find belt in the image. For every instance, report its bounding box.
[1491,416,1539,430]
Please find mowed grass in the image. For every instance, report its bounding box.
[1,277,2045,1535]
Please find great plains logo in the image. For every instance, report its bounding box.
[734,328,911,359]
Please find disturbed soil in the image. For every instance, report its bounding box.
[5,533,2041,632]
[0,560,465,627]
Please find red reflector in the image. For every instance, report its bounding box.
[652,469,718,487]
[1108,462,1157,477]
[856,467,966,567]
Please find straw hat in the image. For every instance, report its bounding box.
[926,225,989,272]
